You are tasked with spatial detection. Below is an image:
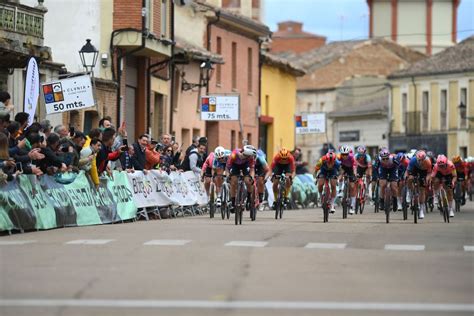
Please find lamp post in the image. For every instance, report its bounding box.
[79,39,99,76]
[181,59,214,91]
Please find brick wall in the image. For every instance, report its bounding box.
[271,37,326,54]
[113,0,142,30]
[207,25,260,151]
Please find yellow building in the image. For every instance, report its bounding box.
[260,52,305,159]
[389,36,474,158]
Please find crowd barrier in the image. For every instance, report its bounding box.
[0,170,318,233]
[0,170,207,233]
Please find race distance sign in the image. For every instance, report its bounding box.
[42,75,95,114]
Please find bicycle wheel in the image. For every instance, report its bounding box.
[322,188,329,223]
[250,189,256,221]
[209,184,215,219]
[374,183,379,213]
[454,182,461,212]
[359,183,366,214]
[342,181,348,219]
[385,193,390,224]
[279,183,285,219]
[402,187,408,220]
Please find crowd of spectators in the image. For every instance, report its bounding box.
[0,101,210,185]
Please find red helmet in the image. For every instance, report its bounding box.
[325,152,336,163]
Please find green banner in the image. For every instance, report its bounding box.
[108,171,137,220]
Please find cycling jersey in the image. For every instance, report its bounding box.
[397,157,409,180]
[212,149,231,170]
[354,153,372,168]
[315,156,341,179]
[379,154,399,169]
[454,161,468,178]
[337,153,356,168]
[432,161,457,177]
[226,149,255,169]
[407,157,432,173]
[255,153,269,176]
[270,153,296,173]
[202,152,215,174]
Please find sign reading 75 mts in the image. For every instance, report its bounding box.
[42,75,95,114]
[200,95,240,121]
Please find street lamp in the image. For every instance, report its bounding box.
[79,39,99,74]
[181,59,214,91]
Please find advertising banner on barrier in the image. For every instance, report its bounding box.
[126,171,163,208]
[182,171,208,205]
[42,75,95,114]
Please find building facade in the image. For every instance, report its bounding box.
[367,0,460,55]
[389,36,474,157]
[270,21,326,55]
[260,52,305,159]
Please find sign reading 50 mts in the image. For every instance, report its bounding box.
[200,95,240,121]
[42,75,95,114]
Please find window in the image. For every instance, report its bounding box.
[422,91,429,131]
[161,0,167,38]
[402,93,407,130]
[440,89,447,130]
[265,95,269,115]
[460,88,467,128]
[232,42,237,90]
[248,47,253,93]
[231,130,236,150]
[460,146,467,159]
[247,133,252,146]
[216,37,222,85]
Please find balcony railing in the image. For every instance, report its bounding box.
[0,3,44,38]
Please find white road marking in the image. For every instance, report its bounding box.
[384,244,425,251]
[305,243,347,249]
[0,299,472,312]
[0,240,37,245]
[65,239,115,245]
[225,241,268,248]
[463,245,474,252]
[143,240,191,246]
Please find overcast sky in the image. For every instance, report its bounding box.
[263,0,474,42]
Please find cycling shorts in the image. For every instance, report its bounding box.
[272,164,291,176]
[379,167,398,182]
[408,168,427,187]
[456,172,465,181]
[371,165,379,182]
[255,164,266,177]
[317,168,338,179]
[341,165,356,182]
[435,172,453,185]
[356,166,368,178]
[204,167,212,177]
[230,164,251,176]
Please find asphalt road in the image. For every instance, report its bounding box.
[1,200,473,316]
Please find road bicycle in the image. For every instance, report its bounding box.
[320,177,331,223]
[355,174,367,215]
[274,174,288,220]
[373,180,380,213]
[339,175,350,219]
[409,176,421,224]
[401,184,409,220]
[220,176,231,220]
[454,180,463,213]
[247,178,257,221]
[437,184,450,223]
[234,174,248,225]
[209,180,216,219]
[382,181,396,224]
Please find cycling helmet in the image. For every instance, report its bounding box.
[416,150,426,161]
[340,145,350,154]
[452,155,462,164]
[426,151,434,158]
[325,152,336,163]
[379,147,390,158]
[436,155,448,166]
[214,146,226,159]
[396,152,405,161]
[242,145,257,157]
[357,146,366,155]
[279,147,289,159]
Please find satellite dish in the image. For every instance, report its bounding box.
[174,0,191,6]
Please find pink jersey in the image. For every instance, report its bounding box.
[431,161,457,177]
[337,153,356,168]
[201,152,215,172]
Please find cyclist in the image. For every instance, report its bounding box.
[396,152,410,211]
[255,149,270,204]
[226,145,257,212]
[337,145,357,214]
[371,153,380,204]
[354,145,372,196]
[378,148,400,212]
[213,146,231,206]
[452,155,468,205]
[201,149,216,197]
[406,150,432,219]
[267,148,296,206]
[314,151,341,213]
[431,155,456,218]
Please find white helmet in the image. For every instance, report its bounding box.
[243,145,257,157]
[339,145,351,154]
[214,146,226,159]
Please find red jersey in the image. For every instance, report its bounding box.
[270,153,296,173]
[454,161,468,175]
[431,161,457,177]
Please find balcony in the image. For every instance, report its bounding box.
[0,2,47,68]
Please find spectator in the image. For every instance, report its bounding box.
[99,117,112,131]
[80,137,101,171]
[14,112,30,137]
[35,133,67,175]
[0,92,14,114]
[54,125,69,139]
[96,128,125,175]
[160,133,172,147]
[132,134,149,171]
[181,143,206,175]
[40,120,52,138]
[0,112,10,133]
[145,142,161,170]
[119,145,135,172]
[293,147,309,174]
[0,132,16,182]
[185,136,200,156]
[160,145,176,173]
[68,131,86,169]
[172,141,183,167]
